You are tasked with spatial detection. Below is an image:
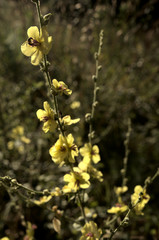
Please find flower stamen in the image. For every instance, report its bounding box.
[86,232,94,237]
[28,37,41,47]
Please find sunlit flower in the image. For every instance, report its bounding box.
[114,186,128,196]
[60,115,80,126]
[49,134,78,166]
[80,143,101,164]
[63,167,90,193]
[80,221,102,240]
[52,79,72,95]
[107,203,128,214]
[34,195,52,205]
[21,26,52,65]
[131,185,150,215]
[36,101,57,133]
[79,161,103,182]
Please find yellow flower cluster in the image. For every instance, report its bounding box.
[80,143,101,164]
[80,221,102,240]
[52,79,72,95]
[131,185,150,215]
[49,133,78,166]
[107,186,128,215]
[79,143,103,182]
[63,167,90,193]
[21,23,104,231]
[36,101,57,133]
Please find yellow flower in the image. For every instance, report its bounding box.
[36,101,57,133]
[79,161,103,182]
[51,187,62,197]
[11,126,24,137]
[114,186,128,196]
[63,167,90,193]
[7,126,30,153]
[25,221,37,240]
[34,195,52,205]
[131,185,150,215]
[0,238,10,240]
[49,134,78,166]
[107,203,128,214]
[21,136,31,144]
[70,101,81,109]
[21,26,52,65]
[80,221,102,240]
[52,79,72,95]
[80,143,101,164]
[60,115,80,126]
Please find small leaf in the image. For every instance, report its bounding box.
[53,217,61,233]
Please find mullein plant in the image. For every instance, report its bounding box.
[21,0,103,238]
[0,0,159,239]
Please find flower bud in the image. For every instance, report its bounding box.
[94,52,98,60]
[42,13,52,25]
[98,65,102,71]
[123,217,129,227]
[11,178,17,184]
[85,113,91,123]
[43,189,49,195]
[93,101,98,107]
[92,75,97,81]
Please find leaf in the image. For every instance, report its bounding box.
[53,217,61,233]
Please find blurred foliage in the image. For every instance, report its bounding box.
[0,0,159,239]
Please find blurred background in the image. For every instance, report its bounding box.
[0,0,159,239]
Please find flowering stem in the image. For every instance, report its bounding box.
[34,0,42,29]
[0,176,44,196]
[88,30,103,145]
[121,118,131,188]
[43,55,52,88]
[108,169,159,239]
[35,0,65,137]
[34,0,88,227]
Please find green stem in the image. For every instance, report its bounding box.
[121,118,131,188]
[77,192,87,223]
[88,30,103,145]
[0,176,44,195]
[35,0,42,28]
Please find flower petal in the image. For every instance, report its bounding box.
[31,50,43,65]
[21,41,37,56]
[27,26,40,39]
[43,101,50,112]
[36,109,46,120]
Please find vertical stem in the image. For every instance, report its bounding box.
[88,30,104,145]
[77,192,87,223]
[121,118,131,188]
[35,0,42,28]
